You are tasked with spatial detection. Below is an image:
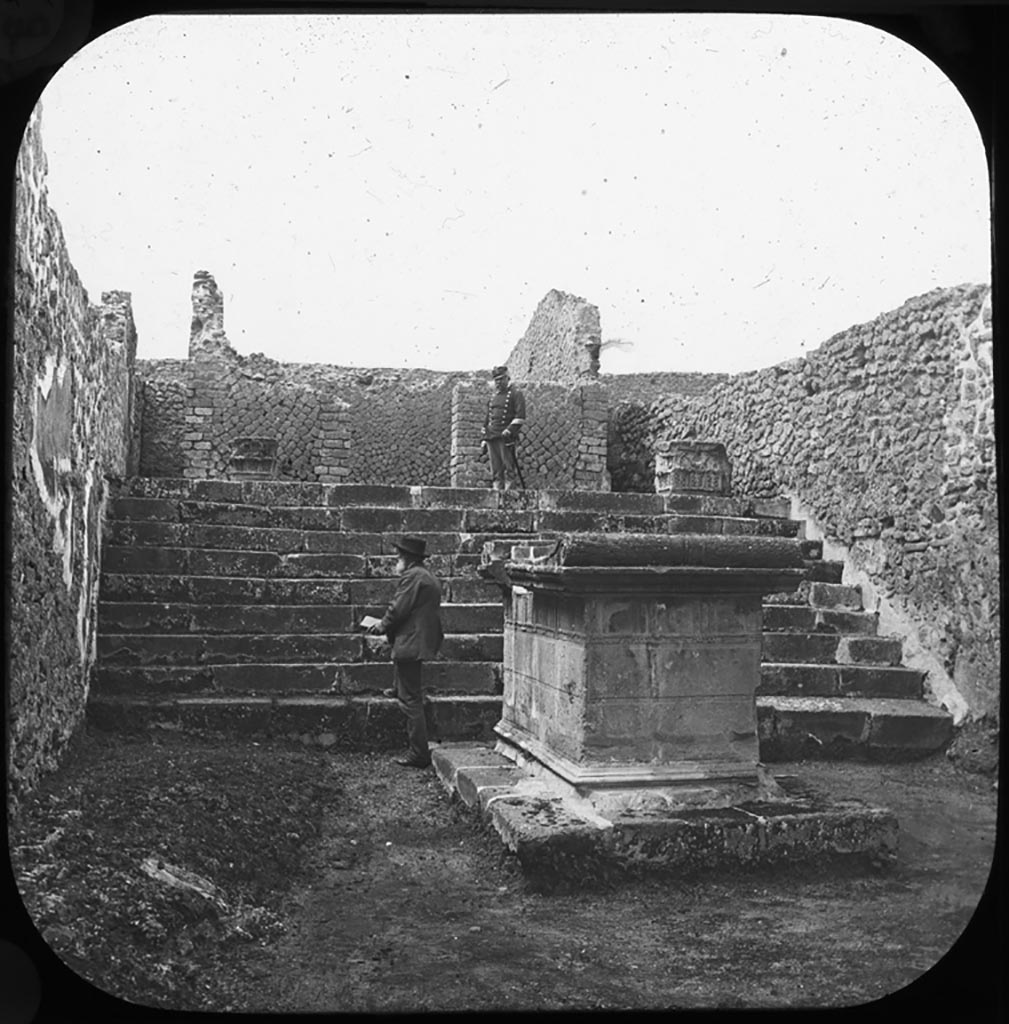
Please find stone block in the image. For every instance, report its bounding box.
[653,641,761,699]
[187,604,356,635]
[837,665,922,699]
[274,553,367,578]
[440,604,503,633]
[762,632,840,665]
[106,520,183,547]
[454,765,522,811]
[592,599,649,636]
[867,704,953,755]
[650,695,759,763]
[760,697,870,759]
[262,578,351,605]
[584,642,653,699]
[762,605,817,632]
[758,663,841,697]
[808,582,863,609]
[837,636,903,666]
[463,508,536,533]
[324,484,413,507]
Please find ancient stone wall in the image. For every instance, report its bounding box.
[10,109,137,806]
[504,289,602,383]
[602,372,729,492]
[650,283,998,720]
[450,381,610,491]
[139,294,484,485]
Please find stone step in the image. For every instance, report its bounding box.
[97,632,504,666]
[103,511,799,550]
[803,559,843,584]
[87,693,503,748]
[105,521,525,552]
[112,479,785,519]
[100,546,488,580]
[800,581,864,610]
[762,604,878,635]
[93,660,502,697]
[766,579,862,608]
[756,696,953,761]
[758,659,917,700]
[97,602,503,635]
[98,573,503,605]
[758,662,923,699]
[762,633,903,666]
[86,692,953,763]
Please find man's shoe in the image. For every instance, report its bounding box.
[393,756,431,768]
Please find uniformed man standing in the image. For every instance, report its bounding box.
[366,536,443,768]
[481,365,527,491]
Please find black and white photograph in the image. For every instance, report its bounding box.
[4,4,1000,1019]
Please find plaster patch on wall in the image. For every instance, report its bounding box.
[789,492,969,723]
[29,354,75,587]
[77,464,99,666]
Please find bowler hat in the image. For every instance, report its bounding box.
[491,365,509,379]
[393,536,427,559]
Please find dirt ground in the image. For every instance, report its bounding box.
[8,728,1002,1016]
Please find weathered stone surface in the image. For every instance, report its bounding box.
[655,441,732,495]
[505,289,601,383]
[454,765,524,811]
[758,663,921,699]
[762,632,843,665]
[836,635,903,666]
[757,696,952,761]
[87,694,501,747]
[523,532,807,571]
[94,660,502,697]
[434,742,899,887]
[762,604,878,635]
[650,283,997,719]
[539,491,665,515]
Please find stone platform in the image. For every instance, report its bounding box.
[434,743,898,889]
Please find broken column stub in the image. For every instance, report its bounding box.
[655,440,732,495]
[489,531,807,814]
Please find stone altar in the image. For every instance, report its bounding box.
[433,529,899,886]
[494,533,805,813]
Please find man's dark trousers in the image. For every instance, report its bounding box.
[487,437,520,488]
[393,659,435,763]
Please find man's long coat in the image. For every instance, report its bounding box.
[379,564,444,661]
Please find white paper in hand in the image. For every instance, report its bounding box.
[360,615,383,629]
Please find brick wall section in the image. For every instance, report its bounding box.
[10,109,137,807]
[450,381,609,490]
[573,384,611,490]
[505,289,602,383]
[140,287,484,484]
[649,283,997,719]
[450,383,487,487]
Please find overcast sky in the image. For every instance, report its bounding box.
[32,12,989,374]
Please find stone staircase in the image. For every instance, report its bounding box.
[88,478,952,760]
[758,579,953,760]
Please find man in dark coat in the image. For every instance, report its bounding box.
[366,536,443,767]
[481,365,526,490]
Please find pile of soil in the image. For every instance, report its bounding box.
[9,727,339,1011]
[8,726,1001,1014]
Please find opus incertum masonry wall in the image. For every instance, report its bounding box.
[10,107,139,808]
